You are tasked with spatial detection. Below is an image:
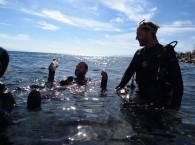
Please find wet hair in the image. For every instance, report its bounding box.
[0,47,9,78]
[138,19,160,34]
[138,20,160,40]
[0,92,16,112]
[79,62,88,71]
[27,90,41,110]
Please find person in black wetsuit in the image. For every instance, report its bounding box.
[115,20,183,109]
[49,61,108,91]
[0,47,16,124]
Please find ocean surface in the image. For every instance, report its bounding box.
[0,51,195,145]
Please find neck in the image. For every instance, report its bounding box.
[145,39,158,48]
[75,76,86,85]
[76,75,85,80]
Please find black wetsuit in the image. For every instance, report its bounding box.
[60,76,89,86]
[116,43,183,109]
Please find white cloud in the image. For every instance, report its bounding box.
[0,0,6,5]
[37,21,60,31]
[41,10,75,26]
[101,0,157,22]
[0,33,29,41]
[110,17,124,23]
[0,22,11,26]
[171,21,193,27]
[41,9,120,31]
[159,26,195,36]
[19,8,119,31]
[88,4,99,11]
[20,8,45,17]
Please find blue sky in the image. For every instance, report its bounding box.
[0,0,195,56]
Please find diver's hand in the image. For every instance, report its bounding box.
[49,59,59,72]
[115,87,124,94]
[101,69,108,80]
[100,69,108,90]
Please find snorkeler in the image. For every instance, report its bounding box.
[47,60,108,90]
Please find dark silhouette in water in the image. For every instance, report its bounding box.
[0,47,16,125]
[48,58,59,82]
[27,90,41,111]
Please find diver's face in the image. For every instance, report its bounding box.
[75,62,87,77]
[136,27,149,46]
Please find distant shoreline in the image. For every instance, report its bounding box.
[177,50,195,64]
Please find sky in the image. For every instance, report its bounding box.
[0,0,195,56]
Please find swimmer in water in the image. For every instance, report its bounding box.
[49,61,108,91]
[28,61,108,109]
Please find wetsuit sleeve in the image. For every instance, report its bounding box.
[48,70,55,82]
[100,70,108,90]
[116,50,140,89]
[165,48,183,109]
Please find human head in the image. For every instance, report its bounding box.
[0,92,16,112]
[136,20,160,47]
[75,62,88,78]
[0,47,9,78]
[27,90,41,111]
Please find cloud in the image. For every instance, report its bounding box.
[101,0,157,22]
[40,9,120,31]
[110,17,124,23]
[36,21,60,31]
[41,10,75,26]
[0,22,12,26]
[158,21,195,36]
[0,33,30,41]
[0,0,6,5]
[159,27,195,36]
[20,8,45,17]
[170,21,193,27]
[19,7,120,31]
[88,4,99,11]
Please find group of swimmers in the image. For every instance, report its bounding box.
[0,49,109,124]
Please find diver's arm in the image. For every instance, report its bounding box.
[48,59,59,82]
[100,70,108,91]
[48,69,55,82]
[115,50,140,89]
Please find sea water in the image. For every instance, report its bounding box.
[0,51,195,145]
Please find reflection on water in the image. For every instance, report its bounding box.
[0,52,195,145]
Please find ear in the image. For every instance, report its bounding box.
[84,69,88,74]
